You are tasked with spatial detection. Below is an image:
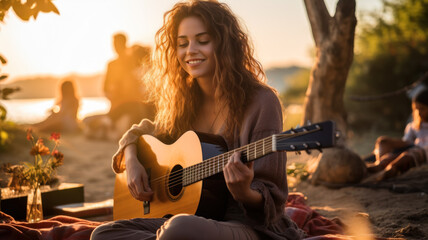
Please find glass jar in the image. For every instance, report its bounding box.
[26,185,43,223]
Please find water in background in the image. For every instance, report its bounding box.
[1,97,110,124]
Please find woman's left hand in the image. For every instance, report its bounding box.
[224,152,256,203]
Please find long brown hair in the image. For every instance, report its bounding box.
[145,0,270,139]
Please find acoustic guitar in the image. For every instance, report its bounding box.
[113,121,336,220]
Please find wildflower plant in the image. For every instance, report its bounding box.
[1,129,64,191]
[24,129,64,188]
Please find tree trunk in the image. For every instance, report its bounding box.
[303,0,356,146]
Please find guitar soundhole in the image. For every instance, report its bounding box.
[167,165,183,200]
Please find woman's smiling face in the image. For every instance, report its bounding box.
[176,16,216,80]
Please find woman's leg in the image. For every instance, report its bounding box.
[158,214,259,240]
[90,218,166,240]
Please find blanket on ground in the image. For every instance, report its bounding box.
[0,192,388,240]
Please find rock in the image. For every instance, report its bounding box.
[310,147,367,186]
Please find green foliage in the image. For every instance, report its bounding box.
[281,68,310,105]
[0,54,20,149]
[279,69,309,130]
[346,0,428,132]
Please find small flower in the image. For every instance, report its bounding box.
[51,150,64,168]
[26,129,34,141]
[30,139,50,156]
[49,132,60,142]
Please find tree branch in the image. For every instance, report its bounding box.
[304,0,331,46]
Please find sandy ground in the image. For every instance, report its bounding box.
[1,128,428,239]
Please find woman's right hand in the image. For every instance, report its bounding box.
[124,144,154,201]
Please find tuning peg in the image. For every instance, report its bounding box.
[306,120,312,126]
[295,151,301,155]
[305,149,312,154]
[335,130,341,139]
[317,148,323,153]
[303,143,308,148]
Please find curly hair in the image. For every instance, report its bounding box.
[145,0,270,140]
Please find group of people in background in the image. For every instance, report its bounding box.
[30,33,155,140]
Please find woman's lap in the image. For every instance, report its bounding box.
[90,214,259,240]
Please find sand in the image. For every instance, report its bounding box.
[1,128,427,239]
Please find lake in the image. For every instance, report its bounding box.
[1,97,110,124]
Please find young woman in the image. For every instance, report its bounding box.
[91,1,304,239]
[366,88,428,181]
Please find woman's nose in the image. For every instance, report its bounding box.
[187,41,198,54]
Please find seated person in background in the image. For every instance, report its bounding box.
[31,80,80,133]
[82,36,155,141]
[106,44,156,132]
[366,88,428,181]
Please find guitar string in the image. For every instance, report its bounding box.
[152,143,274,189]
[147,138,273,187]
[162,139,323,190]
[152,144,320,190]
[146,128,321,188]
[146,129,321,188]
[147,136,271,184]
[148,135,318,190]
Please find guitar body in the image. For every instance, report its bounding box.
[113,131,229,220]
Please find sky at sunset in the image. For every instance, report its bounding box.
[0,0,382,81]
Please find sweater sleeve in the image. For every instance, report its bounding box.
[237,88,288,226]
[111,118,155,173]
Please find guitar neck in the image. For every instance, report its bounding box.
[182,136,276,186]
[182,120,335,186]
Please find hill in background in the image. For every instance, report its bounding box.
[3,65,307,99]
[4,74,104,99]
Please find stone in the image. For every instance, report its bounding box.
[310,147,367,186]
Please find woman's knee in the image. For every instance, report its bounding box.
[90,222,115,240]
[158,214,213,240]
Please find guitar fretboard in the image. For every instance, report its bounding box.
[182,136,276,186]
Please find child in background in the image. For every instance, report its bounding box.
[366,88,428,181]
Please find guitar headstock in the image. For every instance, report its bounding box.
[275,120,337,153]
